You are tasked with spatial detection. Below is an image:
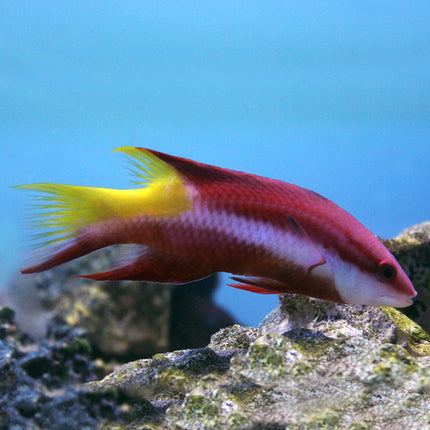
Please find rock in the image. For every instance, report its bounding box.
[0,306,124,429]
[383,221,430,333]
[86,296,430,429]
[56,279,171,361]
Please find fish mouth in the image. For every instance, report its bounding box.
[396,297,414,308]
[379,294,415,308]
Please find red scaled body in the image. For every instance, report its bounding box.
[17,147,416,308]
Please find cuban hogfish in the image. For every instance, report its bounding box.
[16,147,416,308]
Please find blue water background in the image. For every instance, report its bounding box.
[1,1,429,326]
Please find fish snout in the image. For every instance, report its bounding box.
[395,269,417,298]
[386,270,417,308]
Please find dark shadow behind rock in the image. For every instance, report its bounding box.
[169,274,237,351]
[383,221,430,333]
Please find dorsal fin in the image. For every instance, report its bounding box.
[139,147,259,185]
[113,146,181,186]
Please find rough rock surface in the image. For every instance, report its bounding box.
[87,296,430,429]
[0,307,123,429]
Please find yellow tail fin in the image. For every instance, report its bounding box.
[16,147,193,248]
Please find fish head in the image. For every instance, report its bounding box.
[330,250,417,308]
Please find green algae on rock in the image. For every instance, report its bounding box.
[380,306,430,356]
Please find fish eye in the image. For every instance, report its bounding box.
[376,260,397,283]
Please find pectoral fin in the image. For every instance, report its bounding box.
[229,276,290,294]
[229,283,279,295]
[287,216,326,274]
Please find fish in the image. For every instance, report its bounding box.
[16,147,417,308]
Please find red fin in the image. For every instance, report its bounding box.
[140,148,240,183]
[229,276,289,294]
[77,247,210,284]
[140,147,266,194]
[21,234,103,274]
[229,283,279,295]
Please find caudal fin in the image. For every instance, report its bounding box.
[16,147,193,273]
[15,182,117,273]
